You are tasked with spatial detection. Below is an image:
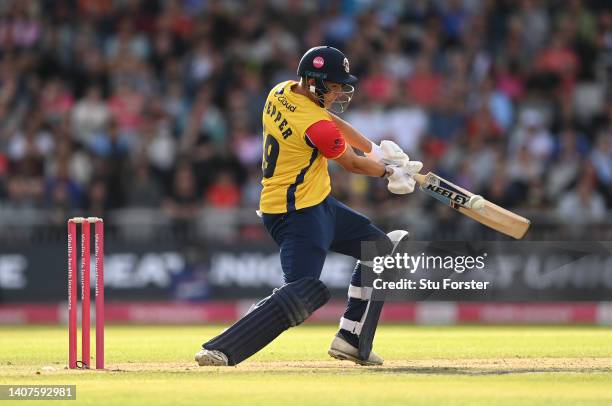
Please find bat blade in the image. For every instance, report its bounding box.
[414,172,530,239]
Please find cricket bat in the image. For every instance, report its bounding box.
[413,172,530,239]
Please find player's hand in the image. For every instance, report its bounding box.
[402,159,423,176]
[386,165,417,194]
[380,140,409,166]
[380,140,423,176]
[366,140,403,163]
[367,140,422,194]
[375,141,423,174]
[365,141,383,161]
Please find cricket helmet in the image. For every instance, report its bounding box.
[297,46,357,112]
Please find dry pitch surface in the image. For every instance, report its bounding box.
[1,325,612,405]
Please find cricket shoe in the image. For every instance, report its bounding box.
[328,335,383,366]
[195,348,229,366]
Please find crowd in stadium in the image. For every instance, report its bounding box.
[1,0,611,228]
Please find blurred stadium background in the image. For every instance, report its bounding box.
[0,0,611,326]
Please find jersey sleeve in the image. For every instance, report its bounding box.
[305,120,347,159]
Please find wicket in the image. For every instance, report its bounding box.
[67,217,104,369]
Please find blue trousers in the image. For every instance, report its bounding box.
[262,195,391,282]
[262,195,393,345]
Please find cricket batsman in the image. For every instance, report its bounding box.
[195,46,422,366]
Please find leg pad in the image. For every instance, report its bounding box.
[204,278,329,365]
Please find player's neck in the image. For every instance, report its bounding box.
[292,82,319,106]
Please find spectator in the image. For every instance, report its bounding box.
[428,88,466,141]
[546,128,585,201]
[557,177,606,224]
[405,56,443,107]
[163,163,201,220]
[517,0,550,58]
[39,79,74,124]
[205,171,241,208]
[108,82,145,134]
[509,110,554,160]
[536,33,579,93]
[44,160,82,223]
[360,61,395,104]
[71,86,110,145]
[125,161,163,208]
[85,178,109,219]
[590,130,612,186]
[386,94,428,154]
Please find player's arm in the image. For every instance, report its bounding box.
[335,147,418,194]
[306,120,385,177]
[306,120,417,194]
[334,143,388,177]
[328,112,373,153]
[329,112,394,163]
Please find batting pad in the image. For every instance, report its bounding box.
[358,230,409,360]
[203,278,330,365]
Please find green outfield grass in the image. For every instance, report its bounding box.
[1,325,612,405]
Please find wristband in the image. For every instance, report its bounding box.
[366,141,383,161]
[380,166,392,178]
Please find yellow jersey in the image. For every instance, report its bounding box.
[259,81,342,213]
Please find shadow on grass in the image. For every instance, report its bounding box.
[366,366,612,376]
[58,360,612,376]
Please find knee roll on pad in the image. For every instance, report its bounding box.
[204,278,330,365]
[274,277,330,326]
[387,229,409,254]
[371,229,408,259]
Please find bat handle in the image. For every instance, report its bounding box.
[413,173,426,186]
